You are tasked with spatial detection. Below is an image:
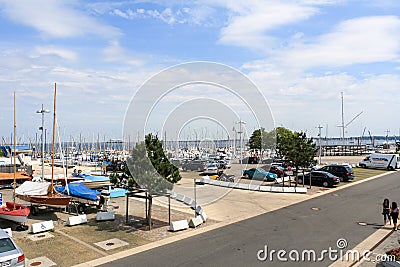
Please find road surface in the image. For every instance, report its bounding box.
[99,171,399,267]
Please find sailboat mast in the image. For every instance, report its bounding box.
[13,91,17,206]
[51,83,57,191]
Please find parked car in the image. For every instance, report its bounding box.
[260,165,286,177]
[243,168,277,182]
[317,164,354,182]
[269,165,286,178]
[296,171,340,187]
[203,163,220,175]
[0,229,25,267]
[181,160,207,172]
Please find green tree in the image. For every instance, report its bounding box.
[145,133,181,185]
[125,134,181,194]
[275,127,294,159]
[124,134,181,229]
[248,127,276,151]
[277,129,317,181]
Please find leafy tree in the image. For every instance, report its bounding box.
[277,129,317,181]
[248,127,276,151]
[124,134,181,229]
[275,127,294,159]
[145,133,181,185]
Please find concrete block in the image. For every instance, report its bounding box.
[237,183,249,190]
[183,196,193,206]
[200,211,207,222]
[213,180,222,186]
[189,216,203,228]
[67,214,88,226]
[227,182,235,188]
[96,211,115,221]
[175,194,185,202]
[169,192,177,199]
[295,187,308,193]
[169,220,189,232]
[220,181,230,187]
[270,186,283,193]
[259,186,272,192]
[31,220,54,233]
[282,187,296,193]
[248,184,260,191]
[207,179,216,185]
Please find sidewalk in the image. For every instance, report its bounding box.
[356,227,400,267]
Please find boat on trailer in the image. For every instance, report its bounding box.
[16,84,71,207]
[0,92,30,226]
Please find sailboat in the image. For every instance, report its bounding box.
[0,92,30,224]
[16,83,71,206]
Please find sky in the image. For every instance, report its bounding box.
[0,0,400,144]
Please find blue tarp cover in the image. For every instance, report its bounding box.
[56,182,100,201]
[79,174,110,182]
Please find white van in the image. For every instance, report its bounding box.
[359,153,399,170]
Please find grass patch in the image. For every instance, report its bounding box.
[14,232,101,266]
[336,167,390,187]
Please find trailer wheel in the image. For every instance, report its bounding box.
[30,206,37,216]
[16,225,29,231]
[77,204,86,214]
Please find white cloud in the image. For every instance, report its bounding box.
[32,46,78,61]
[0,0,121,39]
[276,16,400,68]
[218,1,318,50]
[102,41,146,66]
[244,61,400,136]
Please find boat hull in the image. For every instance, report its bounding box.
[0,202,30,224]
[17,193,71,206]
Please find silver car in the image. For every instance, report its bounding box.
[0,229,25,267]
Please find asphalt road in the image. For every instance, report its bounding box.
[99,171,400,267]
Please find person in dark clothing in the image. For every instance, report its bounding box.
[391,202,399,230]
[382,198,391,225]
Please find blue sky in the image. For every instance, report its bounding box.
[0,0,400,144]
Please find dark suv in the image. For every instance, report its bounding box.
[317,165,354,182]
[181,160,206,171]
[296,171,340,187]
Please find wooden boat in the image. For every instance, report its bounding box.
[17,190,71,206]
[0,92,31,224]
[16,84,71,206]
[0,171,31,185]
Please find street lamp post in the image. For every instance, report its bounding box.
[236,119,246,172]
[37,104,50,181]
[317,125,323,165]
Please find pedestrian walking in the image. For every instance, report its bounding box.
[382,198,391,225]
[391,202,399,230]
